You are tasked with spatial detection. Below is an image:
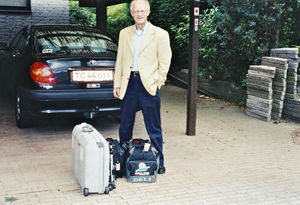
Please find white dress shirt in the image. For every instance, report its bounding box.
[132,22,149,72]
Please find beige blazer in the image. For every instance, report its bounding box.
[114,22,172,100]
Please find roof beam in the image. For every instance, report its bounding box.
[79,0,131,7]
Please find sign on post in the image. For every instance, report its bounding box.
[194,7,199,16]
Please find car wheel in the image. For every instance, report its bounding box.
[15,94,30,128]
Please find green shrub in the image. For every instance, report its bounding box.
[171,0,299,84]
[149,0,190,67]
[69,0,96,27]
[107,3,132,41]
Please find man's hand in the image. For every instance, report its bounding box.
[113,87,121,99]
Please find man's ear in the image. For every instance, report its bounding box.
[146,10,150,17]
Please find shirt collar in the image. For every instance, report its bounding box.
[134,21,149,36]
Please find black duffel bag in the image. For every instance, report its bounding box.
[124,139,159,183]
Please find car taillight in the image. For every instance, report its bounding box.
[30,62,56,84]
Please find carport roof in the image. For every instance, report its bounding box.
[79,0,131,7]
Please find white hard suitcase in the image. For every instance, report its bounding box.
[72,123,115,196]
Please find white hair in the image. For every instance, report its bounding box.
[130,0,150,12]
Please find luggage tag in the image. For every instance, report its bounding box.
[143,142,151,152]
[116,162,120,171]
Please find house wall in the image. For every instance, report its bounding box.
[0,0,69,44]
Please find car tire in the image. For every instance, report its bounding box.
[15,94,30,128]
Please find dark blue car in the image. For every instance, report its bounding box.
[0,25,120,128]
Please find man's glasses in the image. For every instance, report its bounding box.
[133,10,147,15]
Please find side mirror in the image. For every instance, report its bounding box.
[0,42,8,50]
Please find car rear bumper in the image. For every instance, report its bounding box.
[18,87,120,117]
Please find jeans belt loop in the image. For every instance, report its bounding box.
[131,71,139,77]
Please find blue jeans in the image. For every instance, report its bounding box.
[119,74,164,167]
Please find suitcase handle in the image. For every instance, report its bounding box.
[81,123,93,132]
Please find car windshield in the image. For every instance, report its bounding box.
[35,30,117,56]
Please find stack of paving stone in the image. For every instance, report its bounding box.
[261,56,288,120]
[270,48,300,119]
[270,48,299,99]
[246,65,276,121]
[297,75,300,94]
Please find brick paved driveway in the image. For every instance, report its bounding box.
[0,83,300,205]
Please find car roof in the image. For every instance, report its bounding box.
[26,24,113,41]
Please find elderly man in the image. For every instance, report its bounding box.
[113,0,172,174]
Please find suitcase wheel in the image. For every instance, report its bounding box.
[110,181,116,190]
[104,186,110,194]
[83,188,89,197]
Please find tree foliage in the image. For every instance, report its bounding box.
[69,1,131,41]
[107,3,133,41]
[69,0,96,27]
[148,0,190,66]
[279,0,300,47]
[171,0,300,84]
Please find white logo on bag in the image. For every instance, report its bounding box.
[133,177,153,182]
[135,162,150,176]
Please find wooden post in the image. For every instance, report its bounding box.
[96,0,107,32]
[186,0,200,136]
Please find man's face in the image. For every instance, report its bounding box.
[131,1,150,28]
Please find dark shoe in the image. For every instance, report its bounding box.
[158,166,166,174]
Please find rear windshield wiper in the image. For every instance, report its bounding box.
[56,46,71,55]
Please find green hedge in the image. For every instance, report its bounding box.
[170,0,300,84]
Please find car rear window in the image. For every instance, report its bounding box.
[35,30,117,56]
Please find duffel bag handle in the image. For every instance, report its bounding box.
[130,139,151,149]
[123,139,157,157]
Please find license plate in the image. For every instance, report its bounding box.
[71,70,113,82]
